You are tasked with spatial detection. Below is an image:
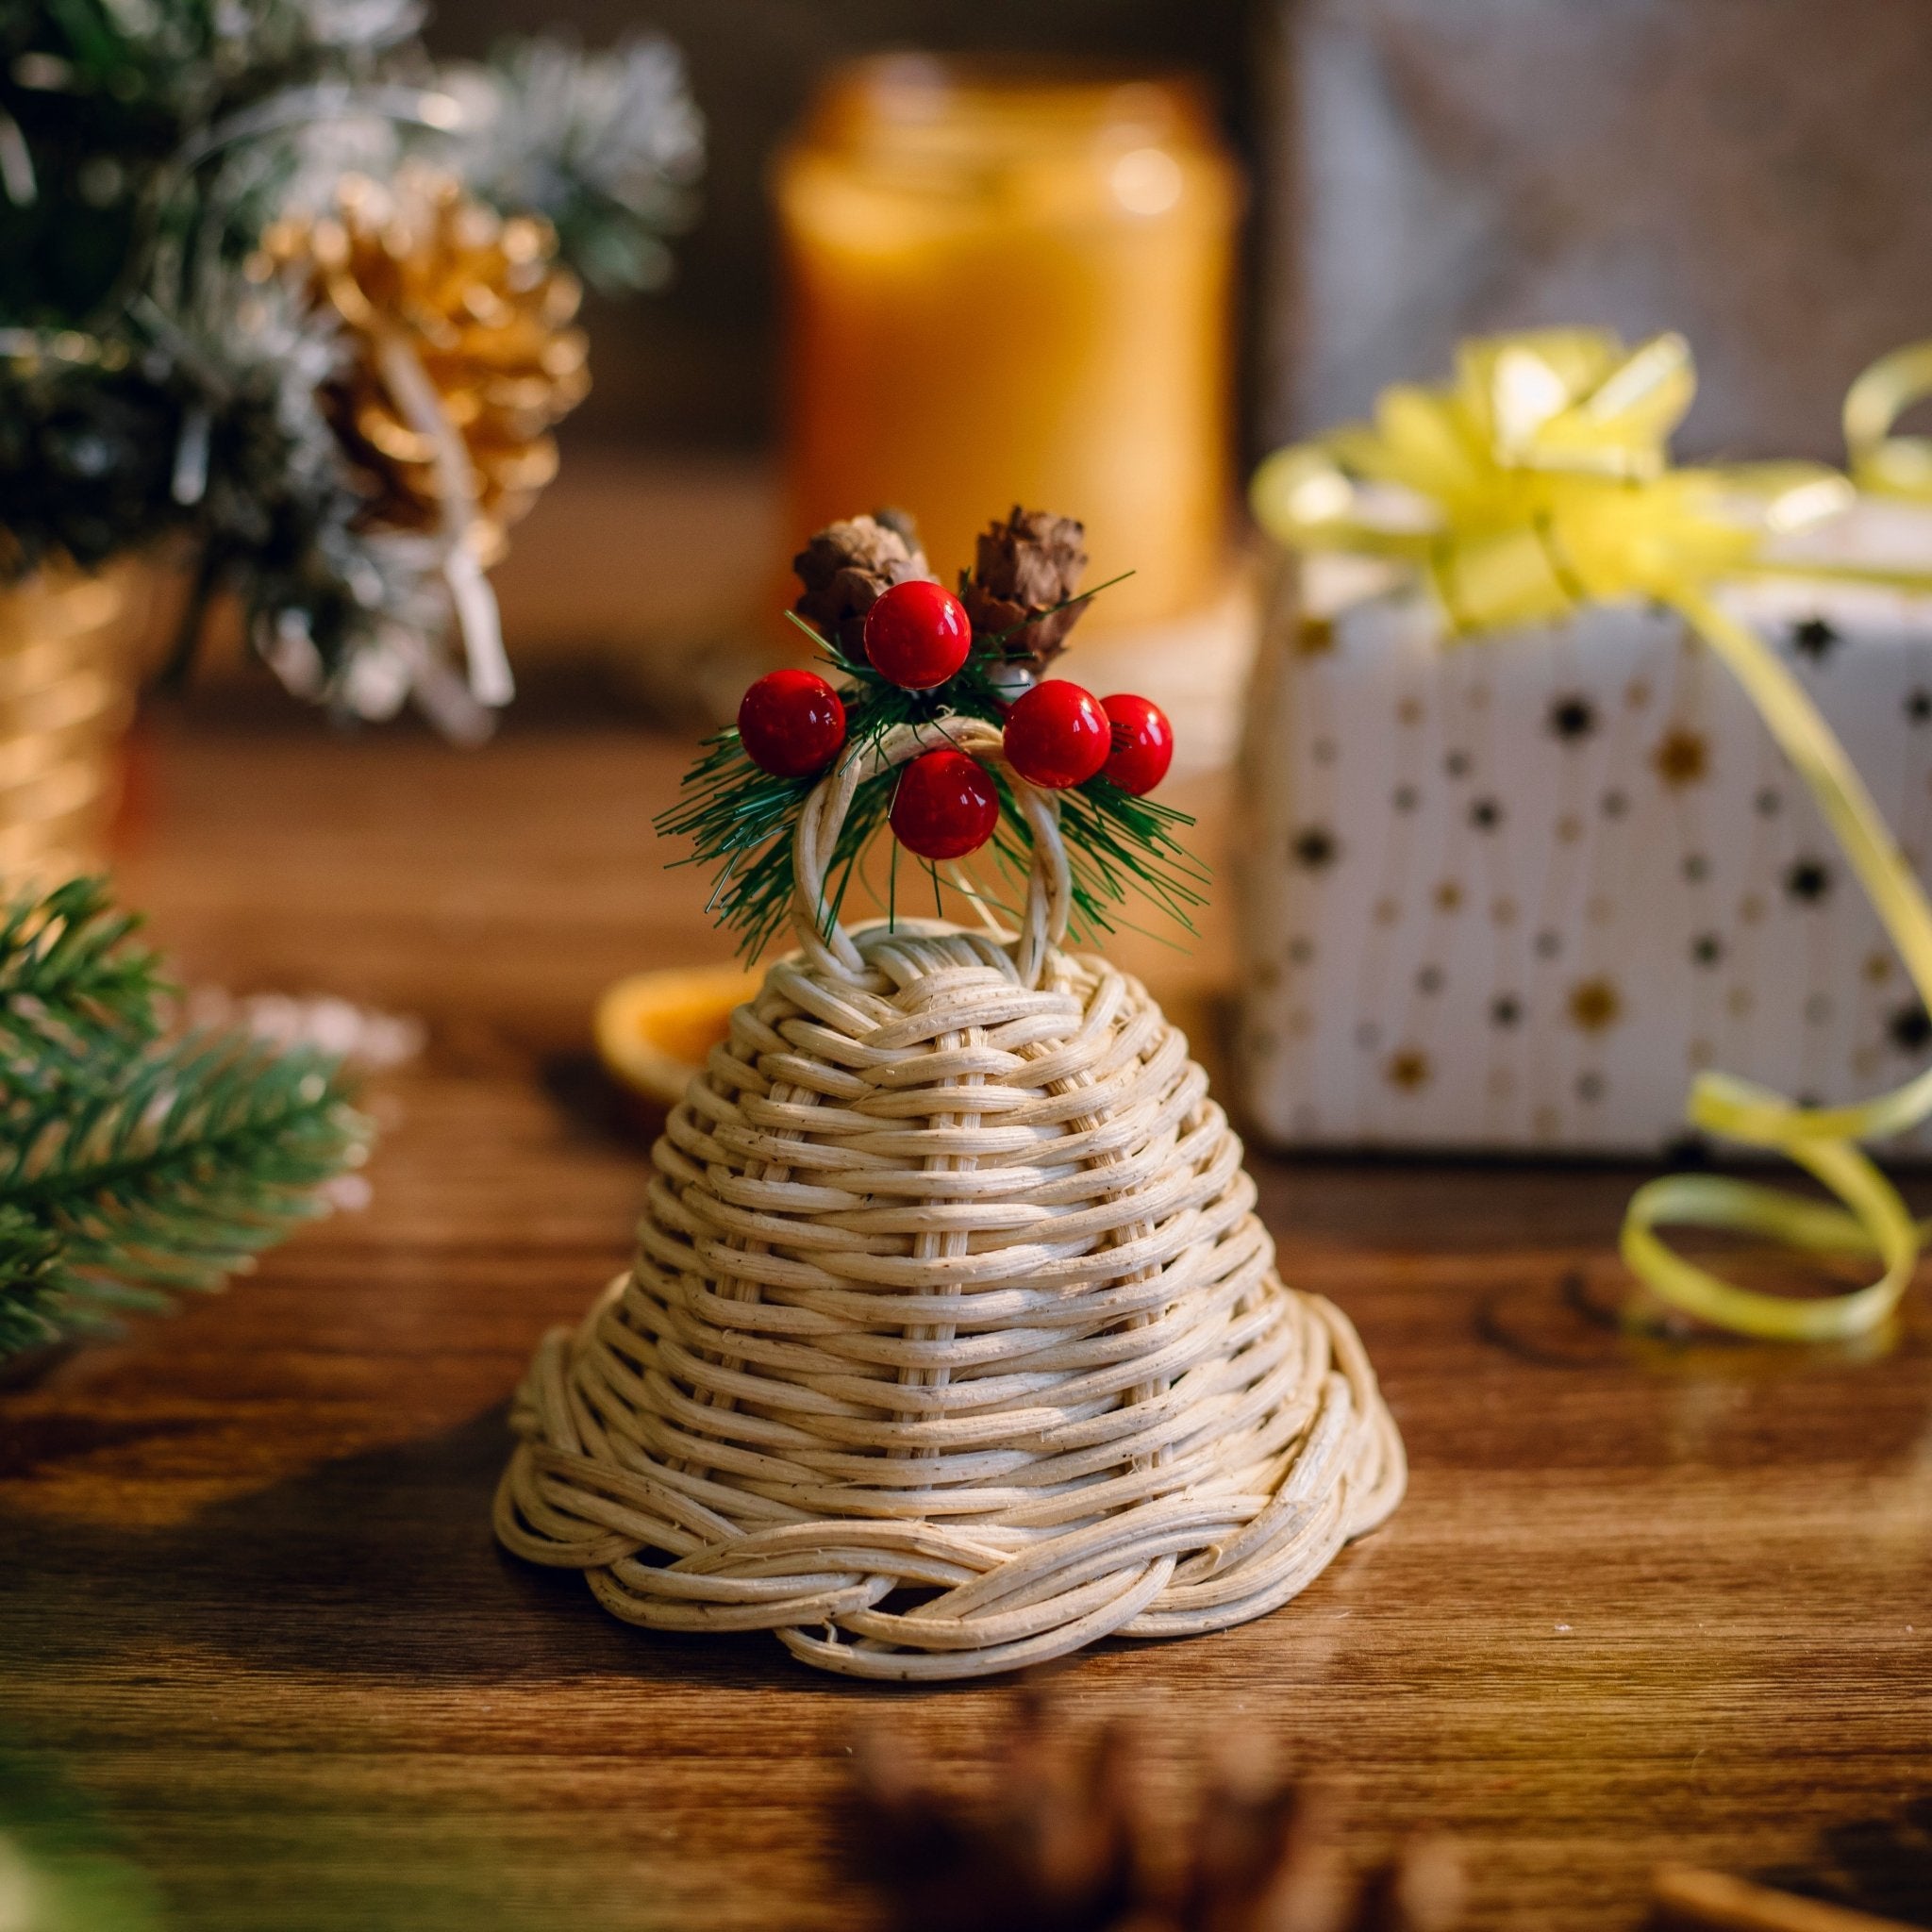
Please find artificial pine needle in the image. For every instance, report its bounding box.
[0,877,372,1362]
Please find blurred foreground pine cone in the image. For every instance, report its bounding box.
[792,510,933,658]
[959,507,1091,674]
[849,1695,1463,1932]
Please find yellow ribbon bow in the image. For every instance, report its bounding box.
[1253,327,1932,1343]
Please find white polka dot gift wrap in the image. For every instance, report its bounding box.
[495,720,1404,1680]
[1238,514,1932,1158]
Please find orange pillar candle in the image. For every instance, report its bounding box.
[774,58,1241,630]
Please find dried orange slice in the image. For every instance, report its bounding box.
[593,964,759,1108]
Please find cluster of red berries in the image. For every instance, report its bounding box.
[735,578,1174,862]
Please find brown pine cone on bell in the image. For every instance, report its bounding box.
[959,507,1091,675]
[793,510,933,659]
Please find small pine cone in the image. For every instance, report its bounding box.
[793,510,933,658]
[1350,1839,1466,1932]
[960,507,1091,672]
[846,1698,1466,1932]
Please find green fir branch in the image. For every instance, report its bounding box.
[0,874,167,1058]
[0,877,373,1361]
[0,1201,70,1358]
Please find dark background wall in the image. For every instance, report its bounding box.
[426,1,1261,452]
[1273,0,1932,462]
[430,1,1932,466]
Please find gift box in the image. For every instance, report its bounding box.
[1236,513,1932,1157]
[1240,325,1932,1341]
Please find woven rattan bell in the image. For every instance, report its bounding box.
[495,719,1403,1678]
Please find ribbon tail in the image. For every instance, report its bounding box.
[1622,589,1932,1341]
[374,332,515,709]
[443,544,514,708]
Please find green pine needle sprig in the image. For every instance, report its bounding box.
[656,576,1209,963]
[0,874,164,1057]
[0,877,373,1361]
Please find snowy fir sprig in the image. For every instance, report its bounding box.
[0,2,701,727]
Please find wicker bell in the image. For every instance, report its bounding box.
[495,721,1405,1679]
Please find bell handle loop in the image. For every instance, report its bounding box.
[789,717,1072,989]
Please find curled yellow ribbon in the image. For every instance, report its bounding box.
[1253,327,1932,1342]
[1846,340,1932,498]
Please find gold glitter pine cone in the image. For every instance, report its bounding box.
[257,164,591,558]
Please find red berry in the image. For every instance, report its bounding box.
[1100,693,1174,794]
[1003,679,1110,790]
[890,748,1000,860]
[862,579,972,689]
[738,669,846,777]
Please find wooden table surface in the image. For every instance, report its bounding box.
[3,698,1929,1932]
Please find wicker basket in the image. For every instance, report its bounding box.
[495,720,1404,1679]
[0,558,147,891]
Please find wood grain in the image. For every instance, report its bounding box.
[2,697,1929,1932]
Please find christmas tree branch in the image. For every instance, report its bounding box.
[0,875,166,1058]
[0,878,373,1360]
